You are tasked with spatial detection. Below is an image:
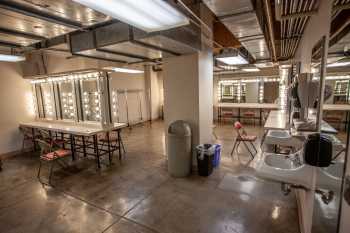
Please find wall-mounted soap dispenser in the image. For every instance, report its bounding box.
[304,133,333,167]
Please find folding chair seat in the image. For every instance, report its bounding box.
[230,121,258,158]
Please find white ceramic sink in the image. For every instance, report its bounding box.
[254,152,314,189]
[263,130,303,151]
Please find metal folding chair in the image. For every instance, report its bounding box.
[38,129,66,149]
[231,121,258,158]
[19,126,36,151]
[36,139,71,186]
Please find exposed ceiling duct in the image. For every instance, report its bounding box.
[70,21,202,64]
[203,0,270,61]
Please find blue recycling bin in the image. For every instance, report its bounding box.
[213,144,221,167]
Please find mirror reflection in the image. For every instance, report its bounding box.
[80,79,101,122]
[218,79,280,104]
[59,81,75,120]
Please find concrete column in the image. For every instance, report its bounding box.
[163,49,213,161]
[144,65,161,121]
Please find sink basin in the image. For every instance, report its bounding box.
[321,162,344,180]
[253,152,314,189]
[264,154,299,170]
[317,161,344,190]
[268,130,290,138]
[263,130,303,151]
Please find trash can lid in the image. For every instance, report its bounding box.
[168,120,191,136]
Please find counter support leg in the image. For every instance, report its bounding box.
[117,130,122,162]
[107,132,112,165]
[70,134,76,161]
[93,135,100,169]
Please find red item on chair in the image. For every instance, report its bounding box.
[234,121,242,129]
[41,149,71,161]
[231,121,257,158]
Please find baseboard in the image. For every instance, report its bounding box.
[0,147,33,160]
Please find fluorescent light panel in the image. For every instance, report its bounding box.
[111,67,144,74]
[327,61,350,67]
[216,54,248,65]
[242,67,260,72]
[0,54,25,62]
[72,0,189,32]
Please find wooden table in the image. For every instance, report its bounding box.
[217,103,279,125]
[20,121,127,168]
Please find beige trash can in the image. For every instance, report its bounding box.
[167,120,192,177]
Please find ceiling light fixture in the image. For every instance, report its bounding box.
[215,48,248,65]
[0,54,26,62]
[242,67,260,72]
[327,61,350,68]
[218,65,238,70]
[216,55,248,65]
[72,0,189,32]
[109,67,144,74]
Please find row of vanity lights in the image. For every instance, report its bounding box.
[218,77,280,84]
[31,72,102,121]
[30,72,100,84]
[217,77,282,103]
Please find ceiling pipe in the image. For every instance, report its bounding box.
[281,10,318,20]
[263,0,277,61]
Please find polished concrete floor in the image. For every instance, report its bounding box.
[0,121,302,233]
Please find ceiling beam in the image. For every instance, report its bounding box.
[333,2,350,11]
[0,0,82,29]
[213,21,240,48]
[0,40,21,48]
[0,27,46,41]
[330,9,350,45]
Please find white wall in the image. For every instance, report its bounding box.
[0,62,35,155]
[109,72,149,125]
[198,50,213,144]
[145,66,162,120]
[163,51,213,162]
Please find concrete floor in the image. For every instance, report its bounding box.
[0,121,301,233]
